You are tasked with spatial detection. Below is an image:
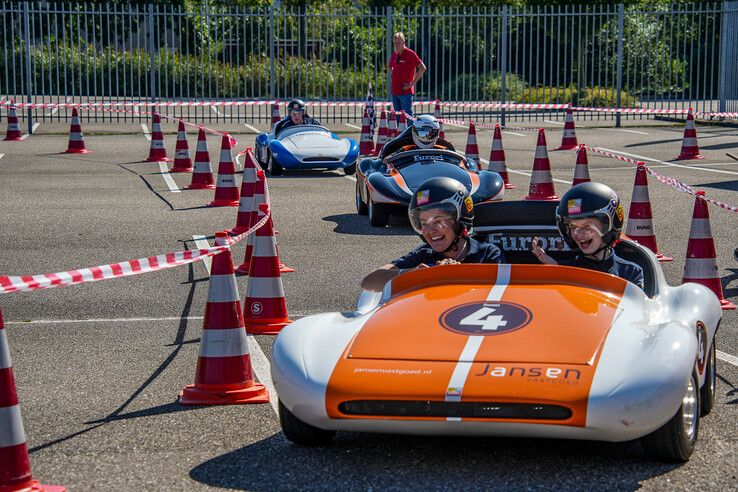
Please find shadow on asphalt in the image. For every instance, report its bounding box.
[323,213,416,236]
[190,433,679,491]
[694,180,738,192]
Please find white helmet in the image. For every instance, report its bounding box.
[411,115,441,149]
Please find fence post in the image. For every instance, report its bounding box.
[501,5,508,127]
[269,6,275,99]
[386,6,393,102]
[615,3,624,128]
[717,0,737,114]
[23,1,33,134]
[148,4,156,105]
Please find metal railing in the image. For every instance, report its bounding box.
[1,1,737,126]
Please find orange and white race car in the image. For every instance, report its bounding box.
[272,201,722,462]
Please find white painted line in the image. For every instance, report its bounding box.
[597,147,738,176]
[717,350,738,367]
[0,154,4,161]
[614,129,649,135]
[243,123,260,133]
[343,174,357,182]
[247,334,279,414]
[544,119,564,126]
[158,161,180,193]
[3,313,320,325]
[345,123,362,130]
[210,105,221,115]
[141,123,151,141]
[480,157,571,185]
[506,132,527,137]
[192,235,212,273]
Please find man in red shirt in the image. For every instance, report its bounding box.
[387,32,426,119]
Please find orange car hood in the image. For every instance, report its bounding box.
[346,264,626,365]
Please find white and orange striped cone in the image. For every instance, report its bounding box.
[0,309,66,491]
[271,100,281,127]
[243,203,294,335]
[64,107,89,154]
[169,120,193,173]
[554,104,578,150]
[358,106,375,156]
[676,109,704,160]
[145,112,172,162]
[388,109,398,138]
[375,109,389,155]
[682,192,736,310]
[624,163,672,262]
[572,144,591,185]
[207,134,240,207]
[231,151,261,235]
[524,129,558,201]
[464,122,480,163]
[434,99,446,140]
[488,124,515,189]
[179,233,270,405]
[398,111,408,133]
[236,169,267,275]
[3,104,22,141]
[187,128,216,190]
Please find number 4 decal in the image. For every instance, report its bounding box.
[459,305,508,331]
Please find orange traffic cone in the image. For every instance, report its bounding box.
[145,112,171,162]
[231,151,260,235]
[358,106,375,156]
[243,203,293,335]
[207,134,240,207]
[554,104,578,150]
[179,233,270,405]
[524,129,558,201]
[235,170,266,275]
[0,308,66,491]
[434,99,446,140]
[572,144,591,185]
[398,111,408,133]
[624,162,672,261]
[187,128,216,190]
[488,124,515,189]
[464,122,480,163]
[3,104,22,141]
[169,120,193,173]
[682,192,736,310]
[64,108,89,154]
[676,109,704,160]
[388,109,398,138]
[375,109,389,155]
[271,100,281,127]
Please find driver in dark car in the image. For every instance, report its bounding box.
[273,99,322,136]
[378,114,456,160]
[362,177,505,291]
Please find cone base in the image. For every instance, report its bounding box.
[719,299,737,310]
[245,319,293,335]
[656,254,674,262]
[524,194,559,201]
[676,153,704,161]
[179,381,269,406]
[146,157,173,162]
[554,144,578,151]
[186,183,216,190]
[4,136,23,141]
[279,264,295,273]
[207,200,240,207]
[64,148,89,154]
[504,183,517,189]
[23,481,66,492]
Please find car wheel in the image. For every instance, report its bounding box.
[267,151,283,176]
[278,400,336,446]
[640,370,700,462]
[368,200,390,227]
[356,181,368,215]
[700,340,716,416]
[344,163,356,175]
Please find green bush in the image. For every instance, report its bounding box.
[518,84,580,105]
[516,84,639,108]
[439,72,527,101]
[579,86,639,108]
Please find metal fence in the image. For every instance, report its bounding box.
[2,1,737,125]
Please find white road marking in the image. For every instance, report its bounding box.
[243,123,260,133]
[247,334,279,414]
[343,174,357,182]
[3,314,321,325]
[158,161,180,193]
[544,119,564,126]
[192,235,212,273]
[0,154,4,161]
[345,123,362,130]
[444,121,468,129]
[479,157,571,185]
[597,147,738,176]
[141,123,151,141]
[614,129,649,135]
[717,350,738,367]
[505,131,527,137]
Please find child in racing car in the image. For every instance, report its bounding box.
[273,99,322,136]
[531,182,644,290]
[361,177,505,292]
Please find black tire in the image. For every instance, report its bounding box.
[344,163,356,175]
[700,341,716,416]
[278,400,336,446]
[368,200,390,227]
[640,370,700,462]
[356,181,368,215]
[267,151,283,176]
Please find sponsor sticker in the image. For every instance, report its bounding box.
[464,196,474,213]
[615,204,625,222]
[439,301,532,336]
[446,387,462,397]
[416,189,430,205]
[567,198,582,215]
[251,301,263,315]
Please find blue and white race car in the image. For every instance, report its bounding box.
[255,124,359,176]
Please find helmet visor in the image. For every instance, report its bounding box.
[413,125,439,145]
[409,203,457,234]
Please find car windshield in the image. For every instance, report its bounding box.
[277,125,330,138]
[387,149,465,170]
